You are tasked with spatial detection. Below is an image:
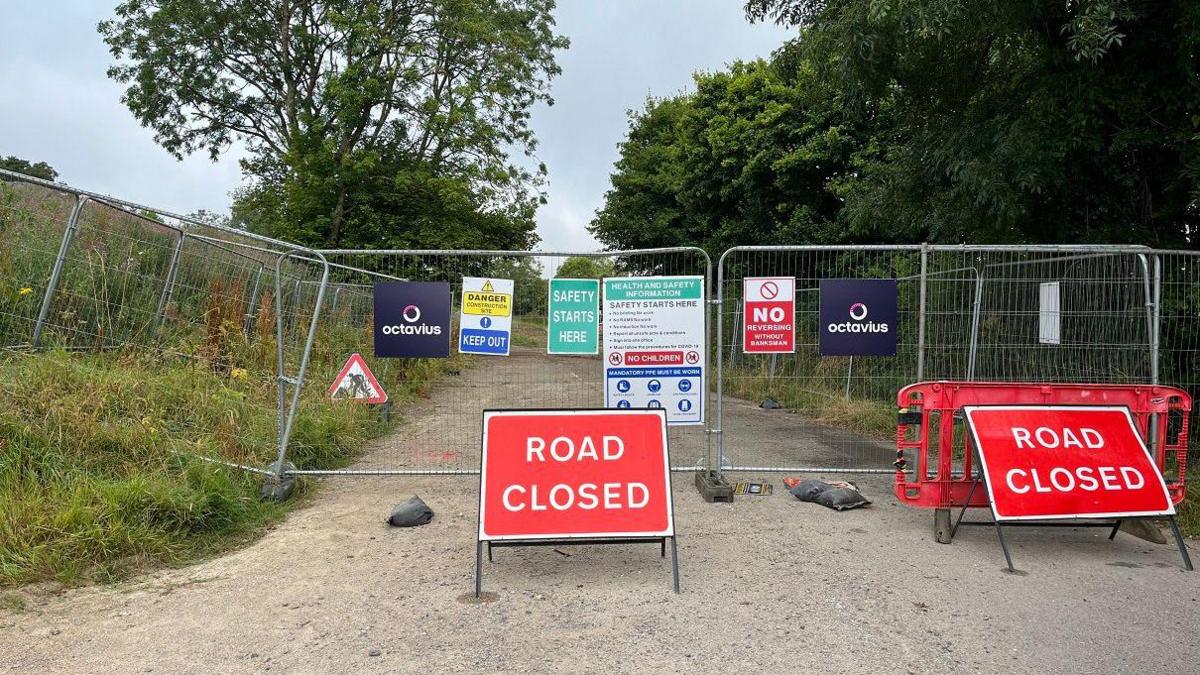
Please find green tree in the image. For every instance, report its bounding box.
[101,0,567,249]
[0,156,58,181]
[590,56,868,256]
[490,257,546,315]
[554,256,614,279]
[747,0,1200,247]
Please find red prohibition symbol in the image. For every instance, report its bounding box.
[760,281,779,300]
[609,352,623,365]
[685,350,700,364]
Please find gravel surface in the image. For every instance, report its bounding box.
[2,355,1198,673]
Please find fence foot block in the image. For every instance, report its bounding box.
[935,508,953,544]
[694,471,734,503]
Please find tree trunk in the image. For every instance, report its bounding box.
[329,179,347,248]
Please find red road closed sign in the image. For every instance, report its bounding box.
[964,405,1174,521]
[743,276,795,353]
[478,409,674,541]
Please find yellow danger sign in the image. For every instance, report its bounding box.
[464,284,512,316]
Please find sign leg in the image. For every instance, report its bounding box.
[487,542,494,562]
[950,478,981,540]
[670,536,680,593]
[993,520,1016,572]
[475,540,484,598]
[1107,520,1122,541]
[1167,516,1194,571]
[660,538,666,558]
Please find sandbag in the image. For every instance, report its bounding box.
[789,479,870,511]
[388,495,434,527]
[260,460,297,502]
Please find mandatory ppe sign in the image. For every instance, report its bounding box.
[459,277,513,356]
[743,276,795,353]
[964,405,1175,521]
[478,409,674,541]
[373,281,451,358]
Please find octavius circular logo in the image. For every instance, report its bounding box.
[848,302,868,321]
[381,302,441,336]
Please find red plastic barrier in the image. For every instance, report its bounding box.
[894,382,1190,510]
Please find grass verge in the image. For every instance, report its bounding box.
[0,347,464,587]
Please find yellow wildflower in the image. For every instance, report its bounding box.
[230,367,249,381]
[19,287,33,296]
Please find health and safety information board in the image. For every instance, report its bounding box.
[602,276,705,425]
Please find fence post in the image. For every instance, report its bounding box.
[714,248,730,474]
[966,266,984,380]
[916,243,928,381]
[32,194,89,348]
[244,265,265,334]
[154,233,186,329]
[272,250,330,478]
[1150,254,1160,386]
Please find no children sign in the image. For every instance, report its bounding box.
[964,405,1175,521]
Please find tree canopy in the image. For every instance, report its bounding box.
[593,1,1200,252]
[0,156,58,181]
[101,0,567,250]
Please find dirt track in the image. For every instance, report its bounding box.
[3,356,1199,673]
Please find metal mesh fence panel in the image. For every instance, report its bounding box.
[716,245,1160,474]
[302,248,713,475]
[0,170,329,477]
[1155,250,1200,473]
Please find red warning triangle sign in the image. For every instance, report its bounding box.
[328,353,388,404]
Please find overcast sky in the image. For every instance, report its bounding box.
[0,1,791,250]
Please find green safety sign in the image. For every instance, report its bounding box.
[547,278,600,355]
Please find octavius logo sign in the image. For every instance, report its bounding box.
[828,300,890,334]
[374,281,451,357]
[819,279,898,356]
[381,303,440,336]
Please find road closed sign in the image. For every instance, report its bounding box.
[743,276,795,353]
[964,405,1175,521]
[478,409,673,541]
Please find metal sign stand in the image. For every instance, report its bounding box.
[475,536,680,598]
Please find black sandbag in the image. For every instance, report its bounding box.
[789,479,870,511]
[788,479,829,502]
[814,486,870,511]
[388,495,434,527]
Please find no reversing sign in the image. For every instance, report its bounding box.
[478,409,673,541]
[743,276,795,353]
[964,405,1174,521]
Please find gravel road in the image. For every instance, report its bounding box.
[2,354,1198,673]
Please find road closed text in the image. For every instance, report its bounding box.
[500,435,650,512]
[479,410,674,540]
[1004,424,1146,494]
[964,406,1174,520]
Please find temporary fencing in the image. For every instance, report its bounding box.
[295,248,713,475]
[0,168,329,478]
[714,245,1183,474]
[4,167,1198,483]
